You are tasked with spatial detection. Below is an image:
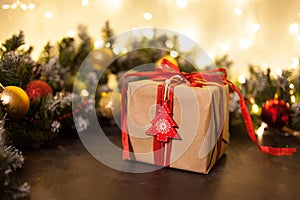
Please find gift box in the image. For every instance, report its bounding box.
[122,77,230,174]
[121,60,296,174]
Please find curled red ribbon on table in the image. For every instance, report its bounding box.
[121,59,296,160]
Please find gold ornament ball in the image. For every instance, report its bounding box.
[99,91,121,119]
[0,86,30,120]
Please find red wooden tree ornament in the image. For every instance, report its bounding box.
[146,101,181,142]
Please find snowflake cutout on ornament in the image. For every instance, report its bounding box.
[156,119,171,134]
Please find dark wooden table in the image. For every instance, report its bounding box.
[21,122,300,200]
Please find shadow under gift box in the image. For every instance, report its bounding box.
[124,79,230,174]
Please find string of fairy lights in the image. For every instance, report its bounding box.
[2,0,35,10]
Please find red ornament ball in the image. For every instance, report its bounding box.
[261,99,290,129]
[25,80,53,101]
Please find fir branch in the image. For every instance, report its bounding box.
[73,25,93,68]
[0,52,35,87]
[246,65,277,106]
[1,31,25,53]
[0,119,30,200]
[214,54,233,70]
[38,42,55,64]
[58,37,76,67]
[101,21,115,47]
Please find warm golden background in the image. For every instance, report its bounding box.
[1,0,300,76]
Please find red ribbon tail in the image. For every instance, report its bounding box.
[225,78,297,156]
[259,146,296,156]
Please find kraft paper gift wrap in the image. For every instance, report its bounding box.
[124,79,230,174]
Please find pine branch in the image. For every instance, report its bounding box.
[73,25,93,68]
[38,42,55,64]
[0,118,30,200]
[58,37,76,67]
[1,31,25,53]
[0,52,36,87]
[101,21,115,47]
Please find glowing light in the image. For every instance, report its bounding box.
[221,43,230,52]
[289,23,299,34]
[165,40,174,49]
[20,3,27,10]
[10,2,17,9]
[176,0,187,9]
[112,47,120,55]
[276,69,282,76]
[80,89,89,97]
[251,103,260,114]
[234,8,243,16]
[107,74,118,90]
[2,4,10,9]
[28,3,35,10]
[291,95,296,103]
[238,74,246,84]
[105,43,111,48]
[2,1,35,10]
[251,23,261,32]
[143,12,152,21]
[289,83,295,89]
[44,11,53,19]
[170,50,179,58]
[239,38,251,49]
[94,40,104,48]
[67,30,75,37]
[81,0,89,6]
[31,52,39,61]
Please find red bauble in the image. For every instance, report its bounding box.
[25,80,53,101]
[261,99,289,129]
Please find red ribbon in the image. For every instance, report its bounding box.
[145,82,180,166]
[121,59,296,160]
[152,84,173,166]
[223,78,296,156]
[153,84,165,166]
